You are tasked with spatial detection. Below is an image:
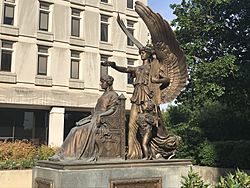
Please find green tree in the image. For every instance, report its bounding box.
[181,167,209,188]
[166,0,250,167]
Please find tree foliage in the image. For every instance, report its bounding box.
[166,0,250,167]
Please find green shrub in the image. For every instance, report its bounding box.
[181,167,210,188]
[37,145,58,160]
[168,122,204,164]
[216,169,250,188]
[20,159,36,169]
[198,141,217,166]
[213,141,250,169]
[0,160,17,170]
[177,140,250,168]
[0,140,57,170]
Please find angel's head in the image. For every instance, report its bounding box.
[139,45,155,61]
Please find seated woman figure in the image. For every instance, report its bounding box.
[49,75,118,161]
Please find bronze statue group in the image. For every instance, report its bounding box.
[49,1,188,162]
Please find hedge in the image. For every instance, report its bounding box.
[0,140,58,170]
[198,140,250,169]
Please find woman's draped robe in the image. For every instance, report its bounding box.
[58,90,118,160]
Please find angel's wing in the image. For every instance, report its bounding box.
[135,1,188,103]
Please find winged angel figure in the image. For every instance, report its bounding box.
[102,1,188,160]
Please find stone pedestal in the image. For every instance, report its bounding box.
[33,159,192,188]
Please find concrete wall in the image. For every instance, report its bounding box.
[1,166,250,188]
[0,169,32,188]
[193,165,250,187]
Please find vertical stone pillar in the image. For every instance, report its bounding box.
[48,107,65,147]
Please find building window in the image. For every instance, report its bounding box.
[127,0,133,9]
[0,41,13,72]
[100,15,109,42]
[71,8,81,37]
[127,58,135,84]
[100,55,109,78]
[39,2,50,31]
[101,0,108,3]
[3,0,15,25]
[127,58,135,66]
[37,46,49,75]
[70,51,80,79]
[127,73,134,85]
[0,108,49,144]
[127,20,135,46]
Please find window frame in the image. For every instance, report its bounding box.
[0,40,13,72]
[71,8,81,37]
[100,54,109,78]
[70,50,81,79]
[127,58,135,85]
[3,0,15,25]
[127,0,134,9]
[127,20,135,46]
[100,0,108,3]
[100,15,110,42]
[37,46,49,76]
[39,2,50,31]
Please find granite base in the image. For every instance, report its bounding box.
[33,159,192,188]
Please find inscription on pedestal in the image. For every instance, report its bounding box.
[110,178,162,188]
[35,177,54,188]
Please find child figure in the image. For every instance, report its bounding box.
[136,99,158,160]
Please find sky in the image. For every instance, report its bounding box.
[147,0,181,21]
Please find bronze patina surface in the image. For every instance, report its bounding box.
[48,1,188,162]
[49,75,125,162]
[102,1,187,160]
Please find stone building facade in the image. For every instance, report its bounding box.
[0,0,148,146]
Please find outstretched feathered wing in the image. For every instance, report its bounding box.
[135,1,188,103]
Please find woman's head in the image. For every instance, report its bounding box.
[100,75,114,86]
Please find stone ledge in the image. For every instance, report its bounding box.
[36,159,192,170]
[126,9,139,18]
[99,41,113,51]
[99,2,114,12]
[0,86,100,107]
[35,75,52,87]
[70,36,85,47]
[0,71,17,83]
[0,25,19,36]
[126,46,139,55]
[69,79,84,89]
[37,31,54,42]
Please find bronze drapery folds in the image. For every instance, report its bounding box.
[49,75,119,162]
[49,1,187,162]
[102,1,187,160]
